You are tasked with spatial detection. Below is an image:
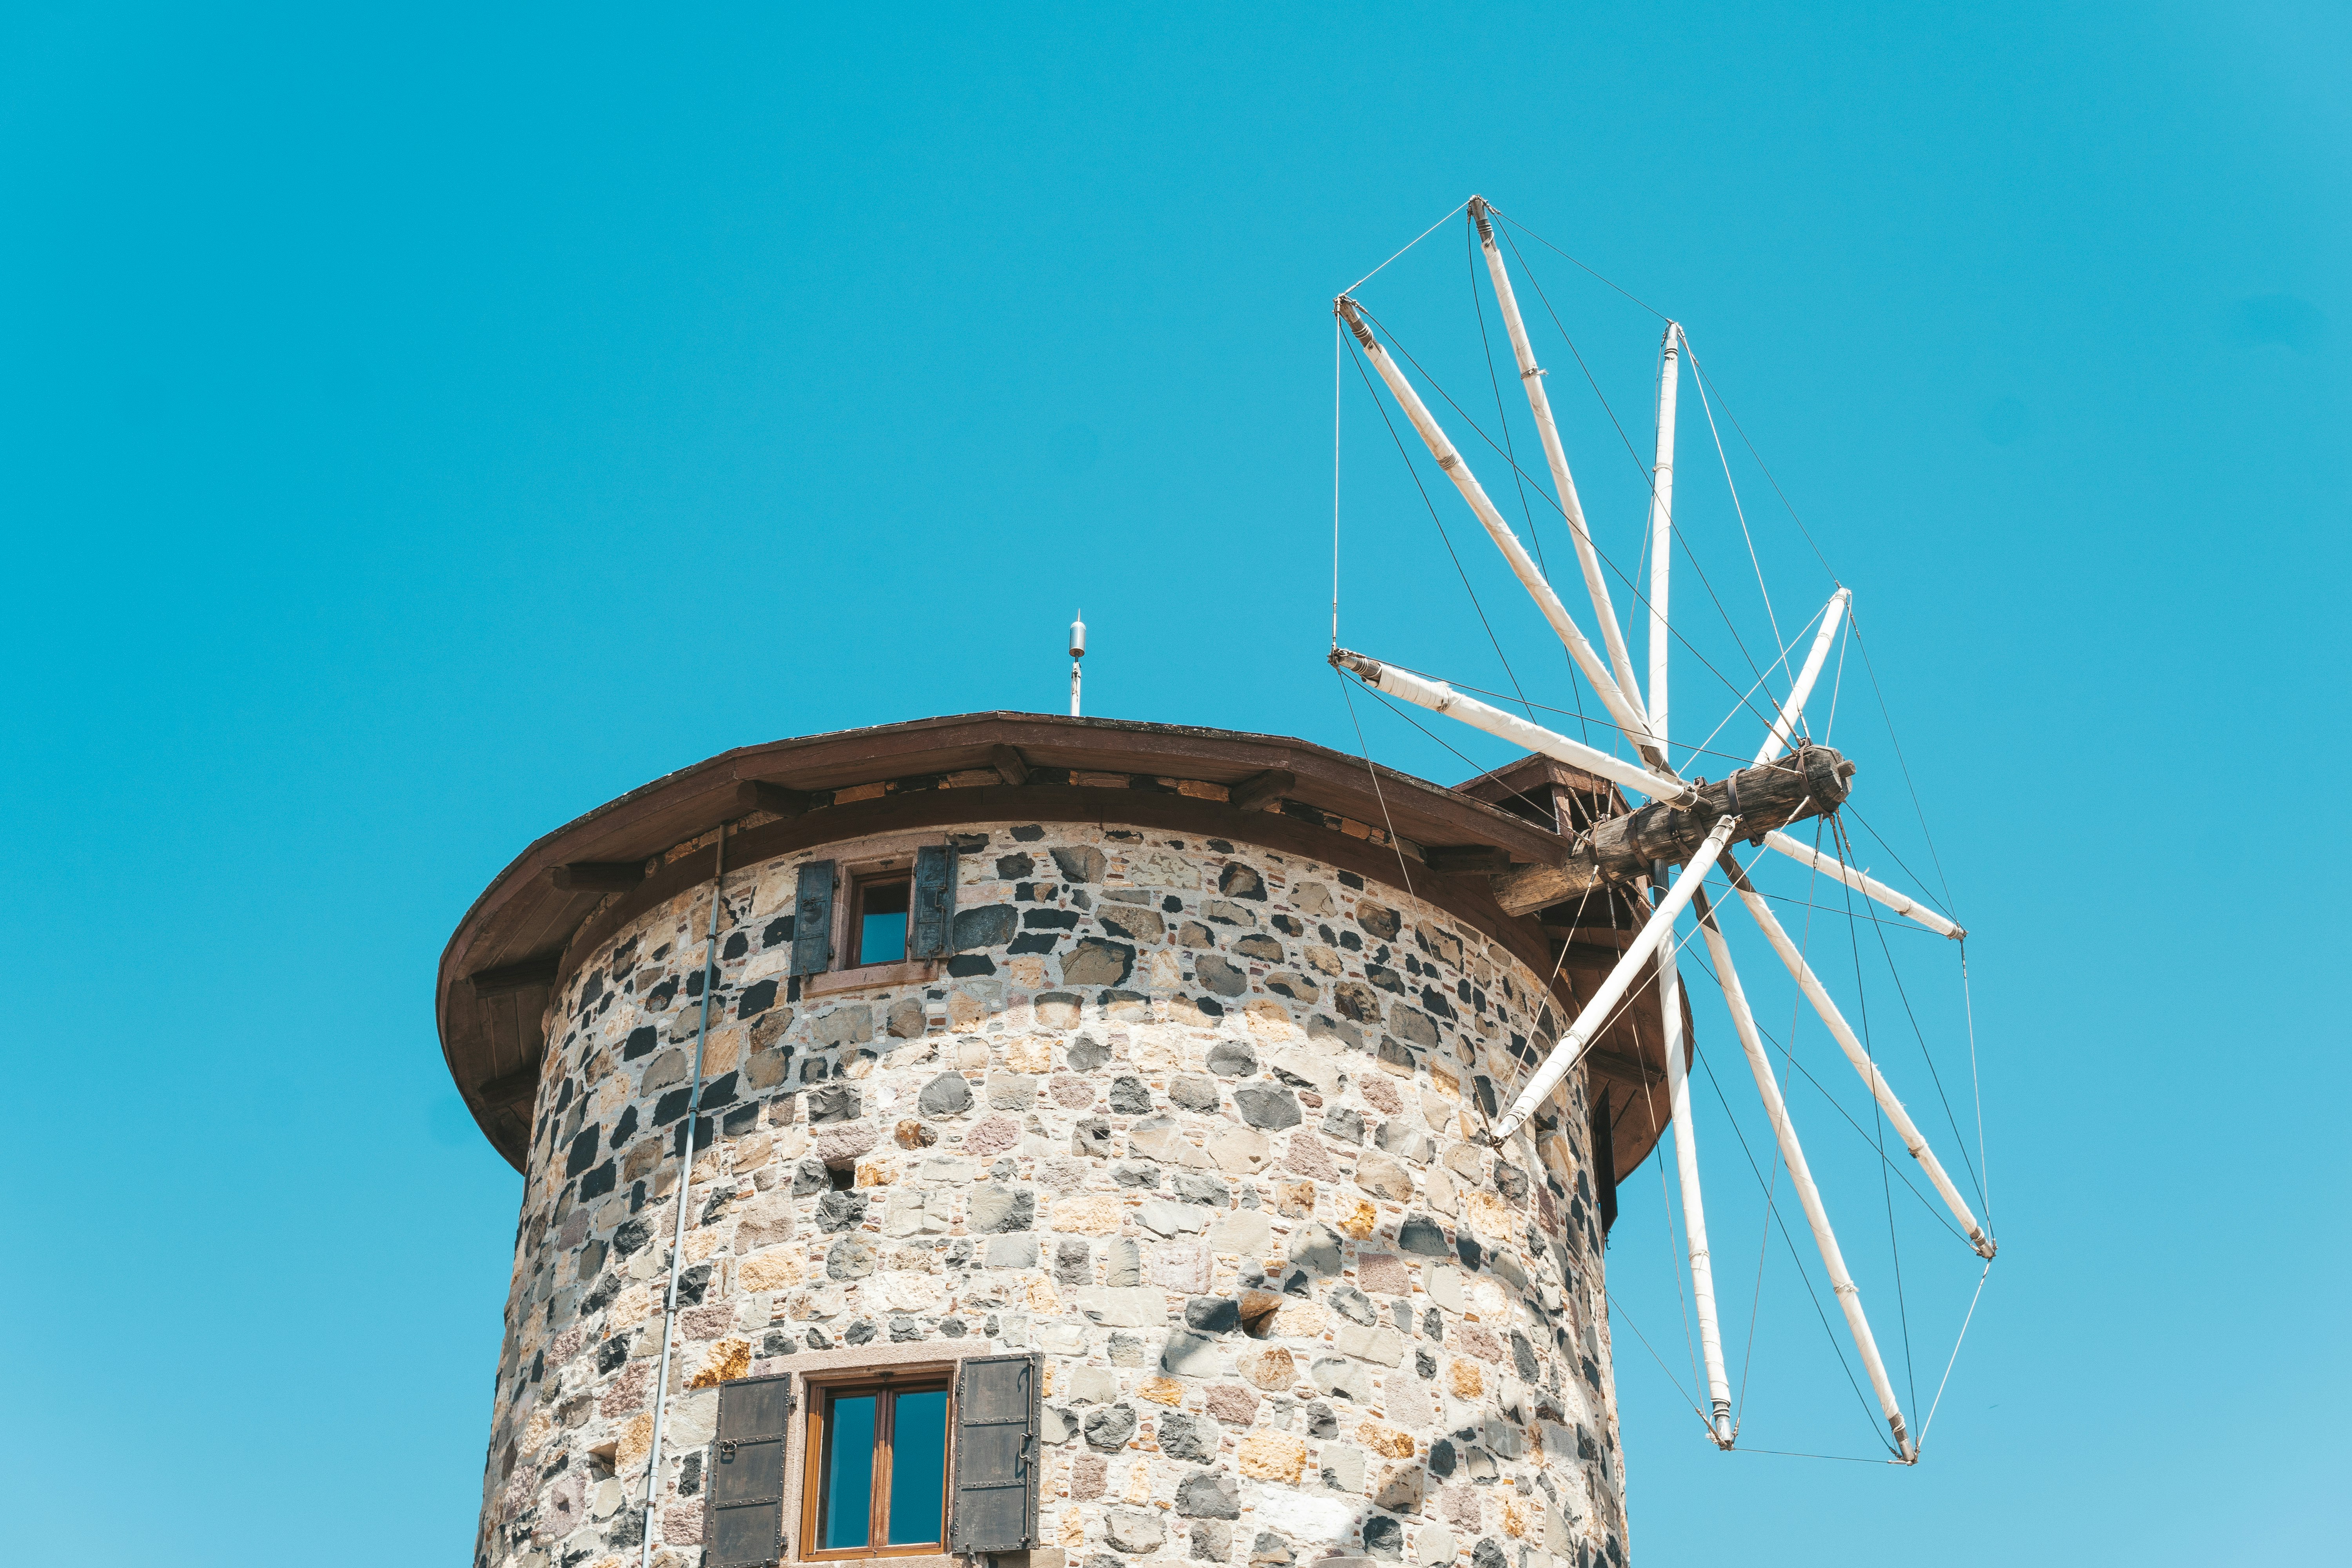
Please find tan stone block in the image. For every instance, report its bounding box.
[1208,1125,1270,1174]
[687,1339,750,1389]
[1243,1001,1301,1041]
[1146,950,1185,990]
[1236,1430,1309,1483]
[1028,1276,1062,1314]
[1305,944,1345,977]
[1273,1180,1316,1218]
[1501,1495,1537,1539]
[950,990,989,1027]
[1139,1377,1185,1407]
[1428,1067,1461,1102]
[1054,1203,1124,1241]
[1357,1420,1416,1458]
[1354,1151,1415,1203]
[738,1248,800,1294]
[1464,1190,1513,1240]
[1008,1035,1054,1074]
[1007,955,1048,988]
[1447,1358,1485,1398]
[1240,1346,1297,1390]
[1269,1301,1328,1339]
[617,1411,656,1477]
[1336,1198,1378,1240]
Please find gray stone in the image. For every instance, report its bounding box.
[1388,1005,1439,1049]
[1355,1151,1416,1201]
[1106,1508,1164,1554]
[1362,1516,1403,1561]
[1041,1405,1077,1444]
[1109,1076,1154,1114]
[1328,1284,1377,1325]
[1234,933,1284,962]
[641,1049,687,1093]
[1193,955,1248,996]
[1321,1107,1365,1144]
[1192,1521,1233,1563]
[806,1083,861,1123]
[1310,1355,1371,1401]
[1303,1402,1339,1438]
[1397,1215,1450,1256]
[826,1238,875,1281]
[1202,898,1259,926]
[1374,1120,1429,1163]
[1205,1040,1258,1078]
[968,1185,1033,1232]
[1072,1117,1113,1157]
[1169,1076,1220,1114]
[1414,1525,1457,1568]
[1160,1328,1221,1377]
[1085,1404,1140,1452]
[1178,920,1217,948]
[1288,1222,1344,1276]
[1054,1239,1091,1285]
[1233,1085,1300,1130]
[918,1073,973,1116]
[1334,1322,1404,1366]
[1184,1298,1241,1335]
[1067,1035,1112,1072]
[1331,981,1380,1024]
[1159,1410,1216,1463]
[791,1156,829,1196]
[987,1236,1040,1269]
[1139,1200,1207,1238]
[1113,1163,1161,1190]
[1063,938,1136,988]
[1052,845,1108,884]
[813,1005,875,1049]
[1172,1172,1230,1207]
[815,1191,866,1232]
[1104,1237,1142,1288]
[1176,1470,1241,1520]
[1251,1534,1295,1568]
[953,905,1018,949]
[1098,906,1165,944]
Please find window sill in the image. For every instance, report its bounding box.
[803,960,938,998]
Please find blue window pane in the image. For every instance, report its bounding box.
[823,1395,876,1549]
[860,911,907,964]
[859,879,910,965]
[886,1389,950,1544]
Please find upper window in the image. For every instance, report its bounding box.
[803,1373,951,1558]
[848,874,913,969]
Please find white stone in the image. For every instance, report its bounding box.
[1035,1321,1087,1356]
[1138,1200,1208,1238]
[1208,1125,1271,1174]
[1249,1489,1357,1541]
[1268,1047,1339,1098]
[1319,1442,1365,1492]
[1333,1322,1404,1367]
[1073,1287,1166,1327]
[1415,1524,1458,1568]
[1066,1365,1120,1404]
[1207,1209,1272,1255]
[1423,1265,1466,1313]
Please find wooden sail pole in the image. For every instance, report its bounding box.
[1466,197,1648,719]
[1647,322,1682,763]
[1763,829,1964,939]
[1693,885,1916,1460]
[1336,296,1669,771]
[1722,857,1996,1258]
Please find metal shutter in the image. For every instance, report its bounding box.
[708,1373,794,1567]
[791,862,836,976]
[948,1353,1040,1552]
[910,845,958,959]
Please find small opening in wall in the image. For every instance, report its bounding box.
[1238,1290,1284,1339]
[828,1165,857,1192]
[587,1441,618,1481]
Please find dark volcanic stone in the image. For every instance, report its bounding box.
[1232,1084,1301,1130]
[1397,1215,1450,1256]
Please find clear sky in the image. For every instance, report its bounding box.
[3,4,2344,1564]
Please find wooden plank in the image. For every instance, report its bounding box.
[1424,844,1511,875]
[476,1063,541,1109]
[1227,768,1296,812]
[468,955,561,997]
[987,744,1031,787]
[737,779,817,817]
[550,861,646,892]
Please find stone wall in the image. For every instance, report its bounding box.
[477,821,1631,1568]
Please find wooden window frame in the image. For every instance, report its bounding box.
[847,865,917,973]
[797,1365,956,1562]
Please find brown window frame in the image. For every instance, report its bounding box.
[797,1365,956,1561]
[843,871,915,971]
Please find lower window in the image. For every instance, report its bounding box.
[804,1374,951,1558]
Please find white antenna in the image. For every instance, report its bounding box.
[1068,611,1086,717]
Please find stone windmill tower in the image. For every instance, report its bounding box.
[439,712,1685,1568]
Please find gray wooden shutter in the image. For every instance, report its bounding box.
[790,861,836,976]
[948,1352,1040,1552]
[708,1373,794,1567]
[910,844,957,958]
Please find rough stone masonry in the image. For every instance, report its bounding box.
[477,821,1632,1568]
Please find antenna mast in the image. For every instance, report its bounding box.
[1069,612,1086,717]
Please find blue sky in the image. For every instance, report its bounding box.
[3,4,2345,1563]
